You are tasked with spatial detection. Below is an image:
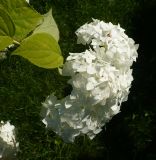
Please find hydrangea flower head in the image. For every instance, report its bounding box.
[0,121,19,159]
[42,19,139,142]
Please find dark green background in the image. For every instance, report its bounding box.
[0,0,156,159]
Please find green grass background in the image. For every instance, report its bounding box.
[0,0,156,159]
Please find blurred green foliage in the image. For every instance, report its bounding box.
[0,0,156,159]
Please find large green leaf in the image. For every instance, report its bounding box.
[0,36,13,51]
[0,7,15,37]
[0,0,42,41]
[33,9,59,42]
[12,33,63,68]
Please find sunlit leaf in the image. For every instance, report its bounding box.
[0,36,13,51]
[0,0,43,41]
[0,7,15,37]
[33,9,59,42]
[12,33,63,68]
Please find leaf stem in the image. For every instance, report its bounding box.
[13,40,20,45]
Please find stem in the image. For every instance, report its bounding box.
[13,40,20,45]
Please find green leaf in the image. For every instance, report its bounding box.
[12,33,63,69]
[0,7,15,37]
[0,0,43,41]
[0,36,13,51]
[33,9,59,42]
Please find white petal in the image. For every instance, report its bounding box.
[65,101,72,108]
[87,65,96,74]
[86,82,94,90]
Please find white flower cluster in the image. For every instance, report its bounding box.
[0,44,15,61]
[42,19,139,142]
[0,121,19,159]
[0,51,7,60]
